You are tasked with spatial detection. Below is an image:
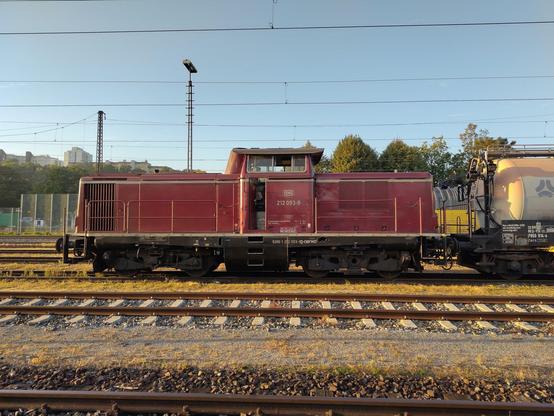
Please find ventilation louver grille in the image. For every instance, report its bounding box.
[85,183,115,231]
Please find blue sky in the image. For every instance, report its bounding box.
[0,0,553,171]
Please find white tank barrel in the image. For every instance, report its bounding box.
[491,158,554,223]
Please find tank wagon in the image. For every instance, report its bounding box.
[436,147,554,279]
[59,147,444,277]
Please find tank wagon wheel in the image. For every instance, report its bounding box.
[376,270,401,280]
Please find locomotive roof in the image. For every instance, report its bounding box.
[225,147,324,174]
[230,147,324,162]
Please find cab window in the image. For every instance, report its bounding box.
[247,155,306,173]
[248,156,273,172]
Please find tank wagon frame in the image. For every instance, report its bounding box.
[60,147,447,277]
[437,146,554,279]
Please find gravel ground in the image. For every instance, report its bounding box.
[0,326,551,381]
[0,364,551,402]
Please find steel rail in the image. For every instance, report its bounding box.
[1,270,553,285]
[0,236,58,240]
[0,305,551,322]
[0,390,551,415]
[0,257,60,263]
[0,249,57,254]
[0,290,552,305]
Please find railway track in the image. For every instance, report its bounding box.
[0,256,60,263]
[0,290,552,332]
[0,269,553,285]
[0,236,58,243]
[0,249,57,254]
[0,389,551,415]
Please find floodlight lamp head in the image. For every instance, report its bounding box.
[182,59,198,73]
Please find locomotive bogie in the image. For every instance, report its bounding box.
[79,234,427,276]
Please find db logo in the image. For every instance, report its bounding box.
[283,189,294,197]
[536,179,554,198]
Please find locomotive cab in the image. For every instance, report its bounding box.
[225,147,321,234]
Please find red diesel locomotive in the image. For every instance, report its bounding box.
[60,147,444,277]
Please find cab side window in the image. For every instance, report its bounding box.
[247,155,307,173]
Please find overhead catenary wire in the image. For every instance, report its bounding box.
[3,97,554,108]
[105,119,554,128]
[2,19,554,36]
[2,74,554,84]
[0,116,551,138]
[0,113,98,138]
[0,135,550,144]
[3,110,553,129]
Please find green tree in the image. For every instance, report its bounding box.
[419,136,467,185]
[331,135,379,172]
[379,139,426,172]
[0,163,32,207]
[459,123,514,164]
[315,155,332,173]
[302,140,332,173]
[32,165,92,194]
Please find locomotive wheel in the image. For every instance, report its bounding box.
[498,272,522,281]
[184,256,219,278]
[302,265,329,279]
[92,257,106,273]
[376,270,401,280]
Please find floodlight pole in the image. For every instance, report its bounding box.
[96,110,105,174]
[183,59,197,172]
[187,72,193,172]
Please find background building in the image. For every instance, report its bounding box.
[64,147,93,166]
[0,149,61,166]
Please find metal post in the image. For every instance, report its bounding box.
[187,73,193,172]
[62,206,67,236]
[33,194,37,234]
[49,194,53,234]
[483,172,491,234]
[65,194,70,231]
[96,110,106,174]
[18,194,23,235]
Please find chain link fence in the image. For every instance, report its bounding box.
[17,194,78,234]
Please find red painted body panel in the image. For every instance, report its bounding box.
[266,180,314,233]
[75,151,437,236]
[314,173,436,233]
